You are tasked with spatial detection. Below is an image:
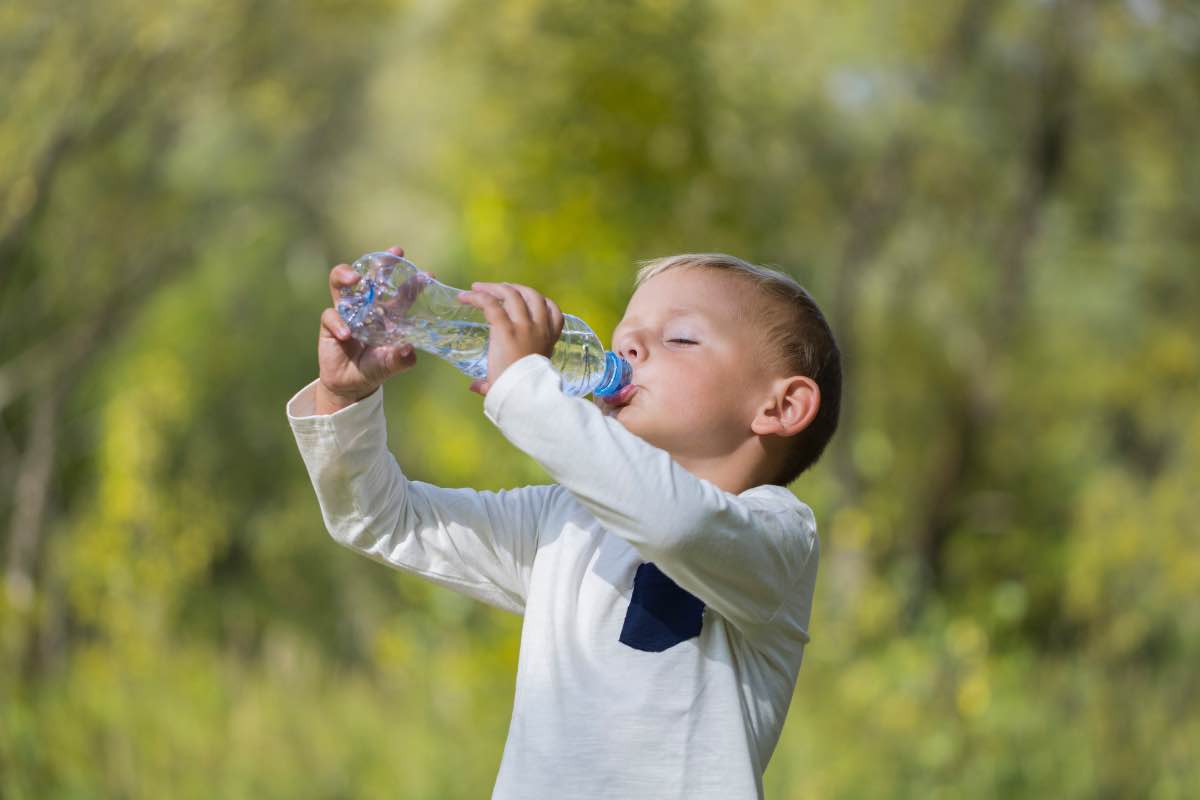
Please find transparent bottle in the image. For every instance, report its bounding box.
[336,251,631,398]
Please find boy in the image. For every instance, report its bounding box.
[286,247,842,799]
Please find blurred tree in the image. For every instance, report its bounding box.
[0,0,392,674]
[1,0,1197,796]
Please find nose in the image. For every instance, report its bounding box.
[614,326,651,367]
[617,336,644,364]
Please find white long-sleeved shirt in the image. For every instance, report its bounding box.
[286,354,819,799]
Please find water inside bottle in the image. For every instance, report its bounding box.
[339,258,613,395]
[396,317,606,392]
[400,318,491,379]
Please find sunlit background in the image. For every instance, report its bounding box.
[2,0,1197,797]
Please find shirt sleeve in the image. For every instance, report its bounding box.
[481,355,819,641]
[286,378,550,615]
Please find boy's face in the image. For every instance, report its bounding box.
[603,267,776,464]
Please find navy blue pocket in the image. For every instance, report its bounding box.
[619,562,705,652]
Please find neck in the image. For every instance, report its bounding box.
[673,438,776,495]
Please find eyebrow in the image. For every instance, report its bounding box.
[616,307,710,328]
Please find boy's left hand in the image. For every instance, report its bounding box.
[457,282,564,396]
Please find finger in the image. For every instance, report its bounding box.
[386,343,417,372]
[506,284,550,329]
[468,378,490,396]
[457,288,514,330]
[397,268,426,307]
[464,282,509,309]
[329,263,359,306]
[321,307,353,342]
[362,344,414,383]
[472,282,532,326]
[545,297,564,338]
[386,245,406,257]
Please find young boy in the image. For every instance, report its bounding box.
[286,247,842,799]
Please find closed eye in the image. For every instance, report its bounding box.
[668,339,697,345]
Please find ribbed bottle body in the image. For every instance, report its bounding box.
[336,252,627,397]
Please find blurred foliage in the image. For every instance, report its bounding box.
[2,0,1198,797]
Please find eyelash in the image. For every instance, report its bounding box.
[668,338,697,345]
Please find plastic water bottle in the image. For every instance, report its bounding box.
[336,251,632,398]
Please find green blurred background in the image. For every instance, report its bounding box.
[2,0,1197,797]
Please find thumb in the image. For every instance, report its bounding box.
[384,343,415,372]
[469,379,490,396]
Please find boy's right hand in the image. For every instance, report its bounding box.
[316,245,418,413]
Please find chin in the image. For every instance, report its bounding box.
[609,406,640,432]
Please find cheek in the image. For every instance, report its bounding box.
[666,380,724,417]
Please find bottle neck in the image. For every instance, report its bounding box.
[593,351,632,397]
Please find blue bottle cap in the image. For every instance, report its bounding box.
[593,351,632,397]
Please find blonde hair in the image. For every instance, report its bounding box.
[633,253,842,485]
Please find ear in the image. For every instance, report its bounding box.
[750,376,820,437]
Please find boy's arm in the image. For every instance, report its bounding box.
[287,378,550,615]
[482,355,818,642]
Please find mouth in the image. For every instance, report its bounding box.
[603,383,639,407]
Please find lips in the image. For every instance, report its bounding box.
[606,383,639,406]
